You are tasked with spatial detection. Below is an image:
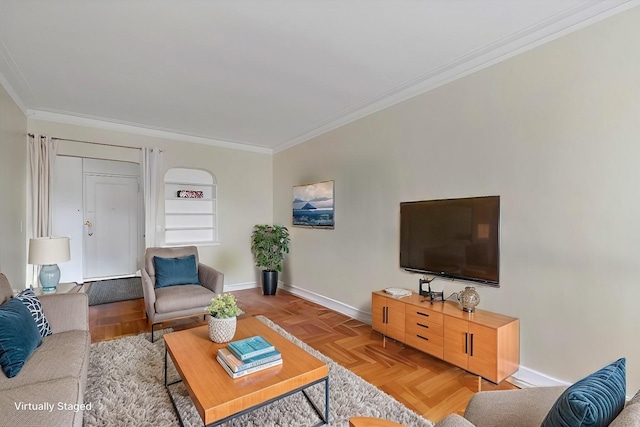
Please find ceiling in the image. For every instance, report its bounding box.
[0,1,636,153]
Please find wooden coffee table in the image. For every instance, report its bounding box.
[164,316,329,426]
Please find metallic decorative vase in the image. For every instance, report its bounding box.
[208,316,237,343]
[459,286,480,313]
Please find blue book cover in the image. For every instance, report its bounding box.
[218,348,282,372]
[228,335,276,361]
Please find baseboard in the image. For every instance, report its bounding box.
[222,281,371,323]
[226,281,572,390]
[509,365,570,388]
[224,281,259,292]
[279,283,372,324]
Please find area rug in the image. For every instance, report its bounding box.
[84,316,433,427]
[86,277,144,306]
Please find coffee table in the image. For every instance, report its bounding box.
[164,316,329,426]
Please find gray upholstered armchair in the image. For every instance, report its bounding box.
[141,246,224,342]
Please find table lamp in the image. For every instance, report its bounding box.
[28,237,71,292]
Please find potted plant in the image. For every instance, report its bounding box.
[205,294,244,343]
[250,224,290,295]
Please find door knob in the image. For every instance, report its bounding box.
[84,221,93,236]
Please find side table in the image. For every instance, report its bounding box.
[32,282,78,296]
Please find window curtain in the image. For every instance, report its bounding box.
[141,147,164,249]
[28,134,58,237]
[27,134,59,284]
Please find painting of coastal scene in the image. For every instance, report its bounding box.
[292,180,334,229]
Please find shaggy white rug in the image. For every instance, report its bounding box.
[84,316,433,427]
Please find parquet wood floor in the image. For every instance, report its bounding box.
[88,287,517,423]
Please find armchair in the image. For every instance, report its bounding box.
[141,246,224,342]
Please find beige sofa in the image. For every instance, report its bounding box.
[436,386,640,427]
[0,273,90,427]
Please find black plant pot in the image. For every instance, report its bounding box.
[262,270,278,295]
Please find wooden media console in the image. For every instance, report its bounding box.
[372,291,519,384]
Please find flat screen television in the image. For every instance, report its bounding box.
[400,196,500,286]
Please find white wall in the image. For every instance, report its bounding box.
[28,120,273,288]
[0,84,27,287]
[273,7,640,394]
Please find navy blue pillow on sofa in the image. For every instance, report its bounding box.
[0,298,43,378]
[153,255,200,288]
[542,357,626,427]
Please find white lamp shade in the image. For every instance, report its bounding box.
[28,237,71,265]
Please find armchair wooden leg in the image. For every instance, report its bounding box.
[151,323,156,343]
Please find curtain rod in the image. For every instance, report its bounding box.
[28,134,141,151]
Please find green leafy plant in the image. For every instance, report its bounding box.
[205,294,244,319]
[250,224,290,272]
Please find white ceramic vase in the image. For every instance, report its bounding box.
[208,316,237,343]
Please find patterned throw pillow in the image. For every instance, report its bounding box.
[542,358,626,427]
[16,289,52,337]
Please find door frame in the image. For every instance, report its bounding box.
[52,157,143,283]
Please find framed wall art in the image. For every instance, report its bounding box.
[292,180,334,229]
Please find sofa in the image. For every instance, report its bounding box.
[436,384,640,427]
[0,273,90,427]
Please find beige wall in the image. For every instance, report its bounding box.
[274,7,640,394]
[0,85,27,287]
[28,120,273,287]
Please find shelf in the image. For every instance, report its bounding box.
[165,213,214,216]
[167,198,213,201]
[164,240,221,247]
[164,167,218,246]
[165,226,215,231]
[165,181,214,187]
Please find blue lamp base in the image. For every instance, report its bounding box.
[39,264,61,293]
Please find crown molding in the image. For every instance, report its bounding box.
[27,109,273,154]
[0,70,27,115]
[5,1,638,155]
[273,0,639,153]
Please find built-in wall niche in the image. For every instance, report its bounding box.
[164,168,218,245]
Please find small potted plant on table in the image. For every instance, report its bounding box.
[250,224,290,295]
[205,294,244,343]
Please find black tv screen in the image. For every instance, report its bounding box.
[400,196,500,286]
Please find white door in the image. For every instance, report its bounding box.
[84,174,139,279]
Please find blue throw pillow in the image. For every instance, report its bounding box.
[16,288,52,337]
[0,298,43,378]
[542,358,626,427]
[154,255,200,288]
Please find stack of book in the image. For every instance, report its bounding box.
[216,335,282,379]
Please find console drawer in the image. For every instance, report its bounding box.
[405,306,443,325]
[405,330,444,359]
[406,315,444,337]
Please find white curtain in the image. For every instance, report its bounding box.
[141,147,164,249]
[28,134,58,238]
[28,134,59,284]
